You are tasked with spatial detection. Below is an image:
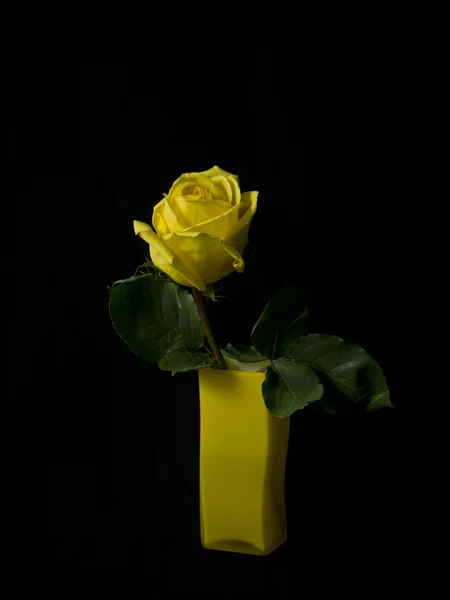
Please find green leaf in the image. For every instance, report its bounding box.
[176,286,205,349]
[251,283,309,359]
[262,358,324,417]
[284,334,392,412]
[109,274,204,363]
[222,343,269,362]
[158,347,216,374]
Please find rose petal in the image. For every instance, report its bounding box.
[163,230,245,285]
[152,197,188,235]
[225,191,258,253]
[211,175,233,203]
[166,194,231,229]
[183,202,241,238]
[133,220,207,290]
[226,175,241,206]
[199,165,239,184]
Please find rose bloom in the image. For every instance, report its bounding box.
[134,166,258,290]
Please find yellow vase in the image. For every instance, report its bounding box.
[199,367,290,556]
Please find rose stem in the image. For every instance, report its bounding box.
[191,287,227,370]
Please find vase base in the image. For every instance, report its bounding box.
[202,533,287,556]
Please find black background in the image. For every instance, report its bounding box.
[7,23,448,597]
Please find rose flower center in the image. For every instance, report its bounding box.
[182,184,211,202]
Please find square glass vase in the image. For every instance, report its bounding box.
[199,368,290,556]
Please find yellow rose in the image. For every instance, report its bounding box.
[133,166,258,291]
